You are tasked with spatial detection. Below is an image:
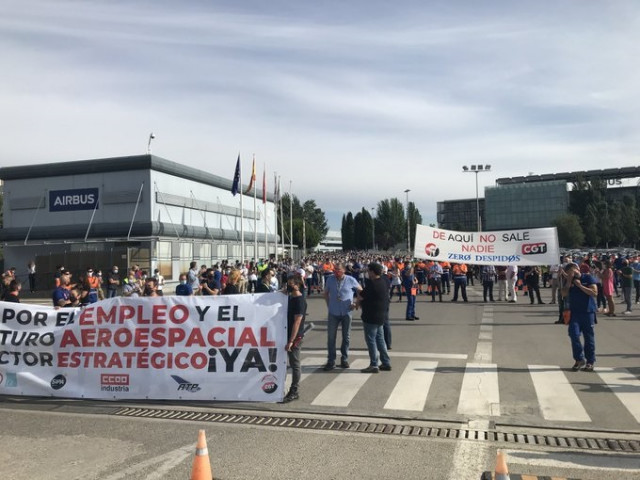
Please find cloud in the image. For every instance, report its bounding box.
[1,0,640,229]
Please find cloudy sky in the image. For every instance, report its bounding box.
[2,1,639,229]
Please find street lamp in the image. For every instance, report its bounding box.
[147,132,155,154]
[462,164,491,231]
[404,189,411,254]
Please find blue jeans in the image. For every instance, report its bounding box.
[327,313,352,365]
[383,306,391,348]
[405,293,416,319]
[452,276,467,301]
[362,322,391,368]
[568,312,596,364]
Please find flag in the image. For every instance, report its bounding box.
[231,154,241,196]
[274,172,279,201]
[262,167,267,204]
[245,155,256,194]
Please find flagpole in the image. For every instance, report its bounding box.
[263,164,268,261]
[274,172,279,262]
[240,159,245,263]
[279,176,285,260]
[253,158,258,263]
[289,180,293,261]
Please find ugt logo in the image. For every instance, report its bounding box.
[522,242,547,255]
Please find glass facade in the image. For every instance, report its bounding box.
[485,180,568,230]
[437,198,485,231]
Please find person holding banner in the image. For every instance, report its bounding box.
[481,265,496,302]
[451,263,468,302]
[283,275,306,403]
[562,262,597,372]
[428,262,443,302]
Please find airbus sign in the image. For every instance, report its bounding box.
[49,188,99,212]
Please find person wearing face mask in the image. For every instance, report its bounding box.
[201,268,220,296]
[176,273,193,296]
[85,267,100,304]
[122,272,142,297]
[106,266,120,298]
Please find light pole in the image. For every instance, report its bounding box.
[147,132,155,154]
[462,165,491,231]
[371,207,376,251]
[404,189,411,254]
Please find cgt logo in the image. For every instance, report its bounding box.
[171,375,201,393]
[522,242,548,255]
[261,374,278,394]
[424,243,440,257]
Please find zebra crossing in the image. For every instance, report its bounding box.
[284,354,640,425]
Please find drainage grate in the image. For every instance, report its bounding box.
[112,407,640,454]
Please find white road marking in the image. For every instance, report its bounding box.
[528,365,591,422]
[503,448,640,473]
[303,349,467,360]
[596,367,640,422]
[457,363,500,417]
[384,360,438,411]
[102,444,193,480]
[311,359,372,407]
[285,357,325,391]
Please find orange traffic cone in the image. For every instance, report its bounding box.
[190,430,213,480]
[494,450,510,480]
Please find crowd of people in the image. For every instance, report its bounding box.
[3,248,637,401]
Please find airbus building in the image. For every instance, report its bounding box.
[0,155,278,286]
[437,167,640,231]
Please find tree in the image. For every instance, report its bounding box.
[407,201,422,252]
[341,213,355,250]
[302,200,329,239]
[621,195,638,247]
[279,193,328,249]
[353,208,373,250]
[582,203,600,247]
[552,214,584,248]
[375,198,406,250]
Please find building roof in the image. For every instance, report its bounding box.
[0,154,272,201]
[496,166,640,186]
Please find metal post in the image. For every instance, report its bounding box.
[371,207,375,251]
[404,189,411,254]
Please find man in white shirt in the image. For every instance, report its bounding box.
[506,265,518,302]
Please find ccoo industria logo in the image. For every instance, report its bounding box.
[49,188,99,212]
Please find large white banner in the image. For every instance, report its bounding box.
[0,294,288,402]
[413,225,560,266]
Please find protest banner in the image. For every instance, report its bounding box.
[413,224,560,266]
[0,293,288,402]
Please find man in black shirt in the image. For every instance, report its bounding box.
[357,263,391,373]
[283,275,306,403]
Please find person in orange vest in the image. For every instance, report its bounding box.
[440,261,451,295]
[451,263,468,302]
[85,267,101,304]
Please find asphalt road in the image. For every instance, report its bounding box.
[2,286,639,479]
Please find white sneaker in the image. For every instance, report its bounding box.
[624,310,632,315]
